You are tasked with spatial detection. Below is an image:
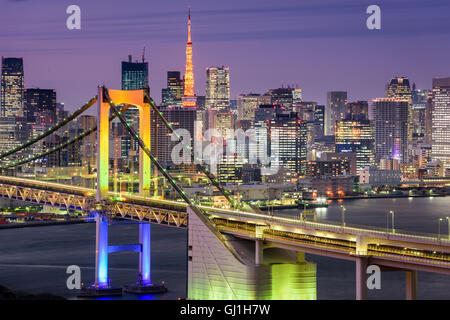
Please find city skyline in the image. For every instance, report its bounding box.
[1,0,450,112]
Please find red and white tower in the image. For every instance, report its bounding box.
[182,7,197,108]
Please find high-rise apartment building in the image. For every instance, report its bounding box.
[325,91,347,136]
[205,66,230,111]
[374,98,409,163]
[431,77,450,167]
[1,57,24,117]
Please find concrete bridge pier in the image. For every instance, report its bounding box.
[77,210,122,297]
[405,270,418,300]
[356,256,368,300]
[255,240,264,265]
[123,222,167,294]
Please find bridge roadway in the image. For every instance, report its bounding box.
[1,176,450,276]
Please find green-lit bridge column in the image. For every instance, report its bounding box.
[97,86,109,201]
[96,87,151,200]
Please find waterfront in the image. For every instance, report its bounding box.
[1,197,450,299]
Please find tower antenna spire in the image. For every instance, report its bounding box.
[182,6,196,107]
[188,6,192,43]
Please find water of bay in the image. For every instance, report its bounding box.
[0,196,449,299]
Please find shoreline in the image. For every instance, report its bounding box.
[0,219,90,229]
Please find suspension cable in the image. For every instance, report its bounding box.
[0,96,98,161]
[0,104,130,170]
[103,88,245,262]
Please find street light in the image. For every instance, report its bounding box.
[340,205,346,227]
[446,217,450,240]
[438,218,444,241]
[387,210,395,233]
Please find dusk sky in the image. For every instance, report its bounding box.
[1,0,449,112]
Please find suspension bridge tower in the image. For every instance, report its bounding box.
[78,87,166,297]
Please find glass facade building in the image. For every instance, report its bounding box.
[1,57,24,118]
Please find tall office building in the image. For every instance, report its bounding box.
[386,77,413,141]
[325,91,347,136]
[205,66,230,111]
[411,83,429,141]
[374,98,409,163]
[182,9,196,108]
[268,111,307,176]
[335,120,374,173]
[24,88,56,126]
[120,55,149,167]
[121,55,148,91]
[1,57,25,117]
[254,105,280,164]
[386,77,412,99]
[162,71,183,107]
[154,106,196,169]
[24,88,57,160]
[431,77,450,167]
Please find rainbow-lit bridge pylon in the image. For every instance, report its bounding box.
[78,87,166,297]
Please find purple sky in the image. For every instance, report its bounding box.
[1,0,449,113]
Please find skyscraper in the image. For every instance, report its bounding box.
[410,83,429,142]
[325,91,347,136]
[205,66,230,111]
[182,8,196,108]
[154,106,196,168]
[335,119,374,173]
[431,77,450,167]
[374,98,409,163]
[162,71,183,107]
[386,77,413,142]
[268,111,307,176]
[120,55,149,167]
[121,55,148,91]
[1,57,24,117]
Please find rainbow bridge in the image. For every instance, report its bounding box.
[0,87,450,300]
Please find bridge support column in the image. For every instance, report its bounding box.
[139,222,151,283]
[356,256,368,300]
[405,270,418,300]
[95,213,109,287]
[77,210,122,297]
[123,222,167,294]
[255,240,263,265]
